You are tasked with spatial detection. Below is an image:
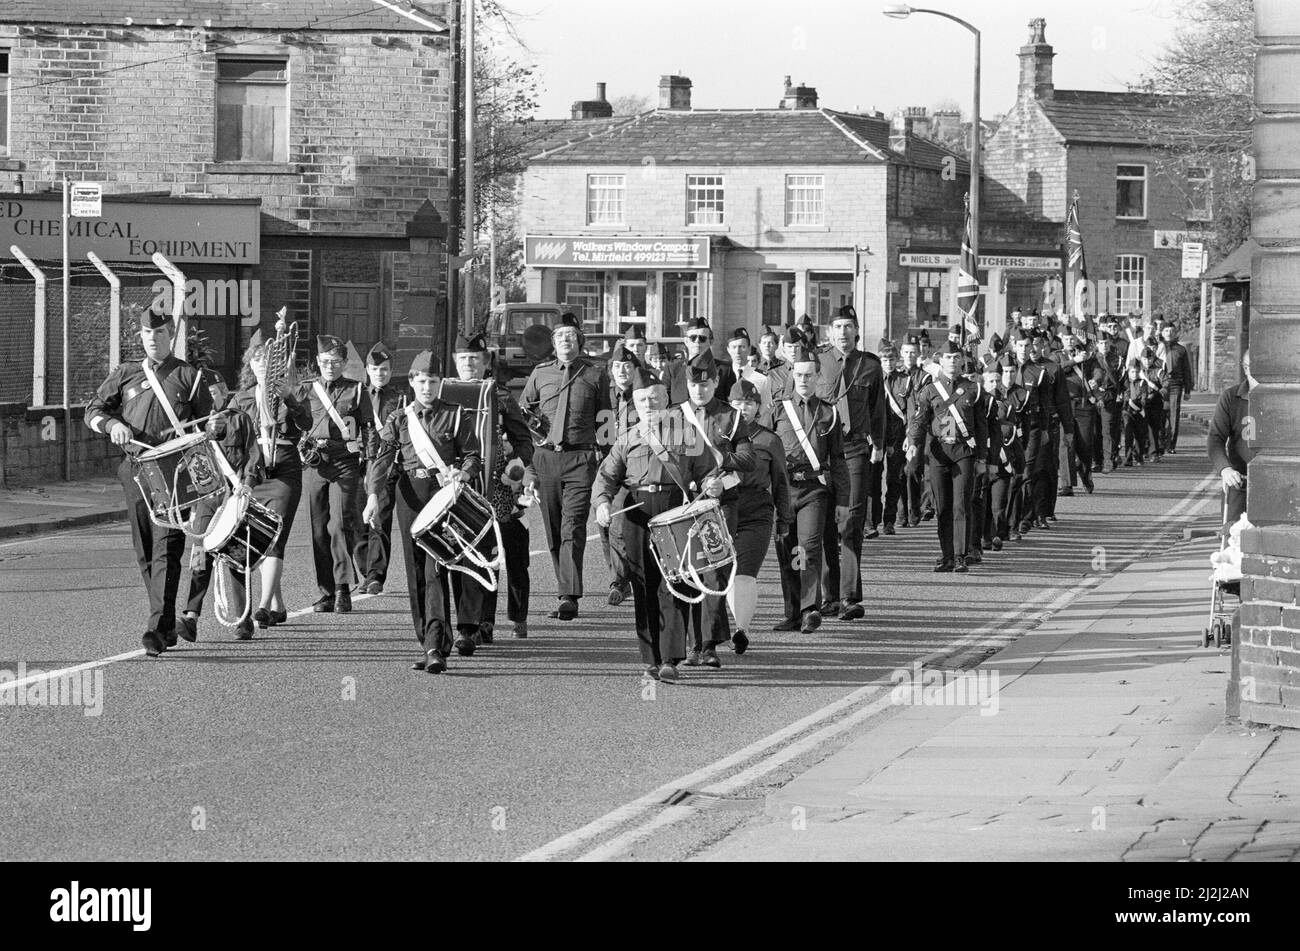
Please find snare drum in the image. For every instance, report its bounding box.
[648,497,737,603]
[410,481,504,591]
[132,432,228,531]
[201,492,283,570]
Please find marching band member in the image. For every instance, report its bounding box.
[965,358,999,565]
[1139,346,1168,461]
[600,342,642,607]
[354,343,407,595]
[664,317,734,406]
[1009,331,1052,534]
[878,345,912,535]
[450,333,535,642]
[1061,336,1102,494]
[521,313,611,621]
[725,328,773,427]
[645,342,670,374]
[181,366,259,641]
[678,350,756,668]
[766,323,807,404]
[897,336,928,527]
[593,368,720,683]
[993,354,1028,547]
[818,307,885,621]
[85,311,214,656]
[727,377,792,655]
[906,341,989,573]
[233,334,312,629]
[757,328,782,373]
[1121,360,1152,466]
[297,335,363,614]
[622,324,649,364]
[772,345,848,634]
[1035,333,1074,523]
[363,350,481,673]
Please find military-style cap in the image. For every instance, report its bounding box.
[904,334,920,348]
[833,304,858,325]
[781,323,805,344]
[367,341,393,365]
[316,334,345,357]
[244,328,265,355]
[630,366,662,391]
[452,333,486,354]
[879,344,898,360]
[686,350,719,382]
[729,377,761,403]
[623,324,647,341]
[685,317,711,334]
[790,344,818,365]
[937,340,963,355]
[609,342,641,366]
[919,329,931,341]
[408,350,443,377]
[141,310,174,332]
[553,313,584,337]
[730,327,751,341]
[645,342,669,359]
[999,352,1018,370]
[987,332,1004,354]
[949,324,964,339]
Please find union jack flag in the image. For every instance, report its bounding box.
[956,192,980,341]
[1066,191,1092,333]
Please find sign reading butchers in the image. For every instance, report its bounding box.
[526,235,710,269]
[0,195,260,264]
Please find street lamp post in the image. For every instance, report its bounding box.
[883,5,981,272]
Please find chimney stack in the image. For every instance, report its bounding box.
[1018,17,1054,101]
[904,105,930,139]
[570,81,614,120]
[781,78,819,110]
[890,114,912,154]
[659,74,692,110]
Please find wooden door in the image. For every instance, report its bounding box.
[325,284,381,347]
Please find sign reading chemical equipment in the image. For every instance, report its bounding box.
[0,194,260,264]
[70,183,102,218]
[526,235,710,269]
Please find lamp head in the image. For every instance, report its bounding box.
[883,4,914,18]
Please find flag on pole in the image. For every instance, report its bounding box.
[1066,191,1092,334]
[956,192,980,342]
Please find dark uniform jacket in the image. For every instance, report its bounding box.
[990,387,1027,473]
[1009,361,1053,431]
[818,347,887,457]
[296,376,363,452]
[366,399,482,507]
[1096,337,1126,400]
[662,353,736,407]
[771,393,849,487]
[1036,356,1075,428]
[522,356,610,449]
[592,408,718,509]
[1162,342,1194,391]
[738,425,794,526]
[360,382,409,461]
[907,373,989,463]
[882,370,913,450]
[86,354,214,448]
[679,397,758,480]
[1122,378,1151,415]
[1062,356,1105,406]
[603,382,639,453]
[231,383,312,474]
[1207,379,1254,475]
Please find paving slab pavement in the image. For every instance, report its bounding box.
[0,476,125,539]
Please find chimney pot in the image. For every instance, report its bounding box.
[1018,17,1055,101]
[659,74,692,110]
[596,82,606,101]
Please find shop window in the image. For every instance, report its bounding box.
[1114,254,1146,313]
[1115,164,1147,220]
[1187,166,1213,222]
[910,268,949,326]
[785,174,825,226]
[216,58,288,162]
[686,174,725,225]
[587,174,626,225]
[808,272,853,337]
[0,50,9,155]
[662,272,699,338]
[556,276,602,327]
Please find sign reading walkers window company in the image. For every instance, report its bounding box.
[526,235,710,269]
[0,195,260,264]
[900,251,1062,270]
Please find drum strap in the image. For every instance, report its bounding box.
[931,378,976,449]
[679,404,723,468]
[782,399,821,472]
[313,380,353,438]
[644,427,691,497]
[142,361,186,438]
[404,403,453,479]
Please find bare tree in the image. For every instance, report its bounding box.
[610,93,652,116]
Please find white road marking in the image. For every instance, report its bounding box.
[526,471,1220,862]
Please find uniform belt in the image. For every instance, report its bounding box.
[790,470,824,483]
[631,484,678,494]
[543,442,595,452]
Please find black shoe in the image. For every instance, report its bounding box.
[908,516,922,528]
[177,613,198,643]
[991,537,1003,551]
[454,632,477,657]
[557,597,579,621]
[1083,479,1095,494]
[934,559,955,573]
[773,617,799,632]
[702,647,722,669]
[1018,520,1032,535]
[865,527,880,539]
[163,627,179,649]
[657,663,679,684]
[820,600,843,616]
[1010,531,1023,542]
[425,651,447,674]
[1091,463,1104,473]
[269,609,287,626]
[513,621,528,638]
[607,581,631,607]
[312,596,335,613]
[839,603,865,621]
[336,586,352,613]
[644,665,661,681]
[967,550,982,564]
[800,610,823,634]
[954,555,969,573]
[235,618,254,640]
[922,510,935,521]
[364,577,384,595]
[253,608,271,626]
[883,523,896,536]
[141,630,165,657]
[1035,517,1050,530]
[1046,515,1058,522]
[479,622,494,645]
[732,630,749,655]
[1059,486,1074,497]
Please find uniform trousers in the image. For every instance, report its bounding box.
[1145,396,1166,456]
[599,486,631,588]
[1062,404,1095,488]
[304,451,360,597]
[454,515,531,630]
[1165,384,1185,451]
[1098,398,1123,469]
[1044,423,1063,517]
[1019,424,1049,524]
[620,488,691,666]
[533,446,596,599]
[983,468,1014,543]
[881,447,908,528]
[694,496,738,649]
[968,464,989,553]
[184,496,246,619]
[1123,411,1149,462]
[866,455,884,531]
[777,478,828,620]
[353,459,395,585]
[393,471,452,655]
[120,459,185,635]
[821,452,869,605]
[928,443,975,562]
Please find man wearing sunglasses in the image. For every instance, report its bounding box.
[664,317,734,406]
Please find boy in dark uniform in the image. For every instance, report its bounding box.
[354,342,407,594]
[1009,331,1052,533]
[85,311,214,655]
[1121,360,1152,466]
[600,341,641,607]
[363,351,481,673]
[878,345,912,535]
[906,341,989,572]
[298,334,364,613]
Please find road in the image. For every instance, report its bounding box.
[0,423,1219,861]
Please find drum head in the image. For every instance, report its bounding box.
[647,502,693,528]
[139,431,208,460]
[202,494,248,552]
[683,497,720,517]
[411,483,459,534]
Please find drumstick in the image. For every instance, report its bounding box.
[605,500,644,520]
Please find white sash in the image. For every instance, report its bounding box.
[141,360,186,437]
[368,387,386,432]
[884,382,907,420]
[679,403,723,467]
[255,383,276,462]
[931,378,975,448]
[404,403,452,478]
[782,399,821,471]
[313,380,355,439]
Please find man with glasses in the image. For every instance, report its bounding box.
[665,317,733,406]
[298,334,364,613]
[522,314,611,621]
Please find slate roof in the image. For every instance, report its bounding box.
[514,116,640,159]
[529,108,970,174]
[1039,89,1189,147]
[1203,239,1257,285]
[0,0,438,30]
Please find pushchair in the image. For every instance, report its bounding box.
[1203,499,1249,648]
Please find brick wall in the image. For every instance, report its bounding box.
[983,98,1066,221]
[1238,530,1300,728]
[0,404,119,486]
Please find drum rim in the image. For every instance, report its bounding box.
[202,493,251,551]
[138,431,211,459]
[411,482,461,533]
[647,496,719,527]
